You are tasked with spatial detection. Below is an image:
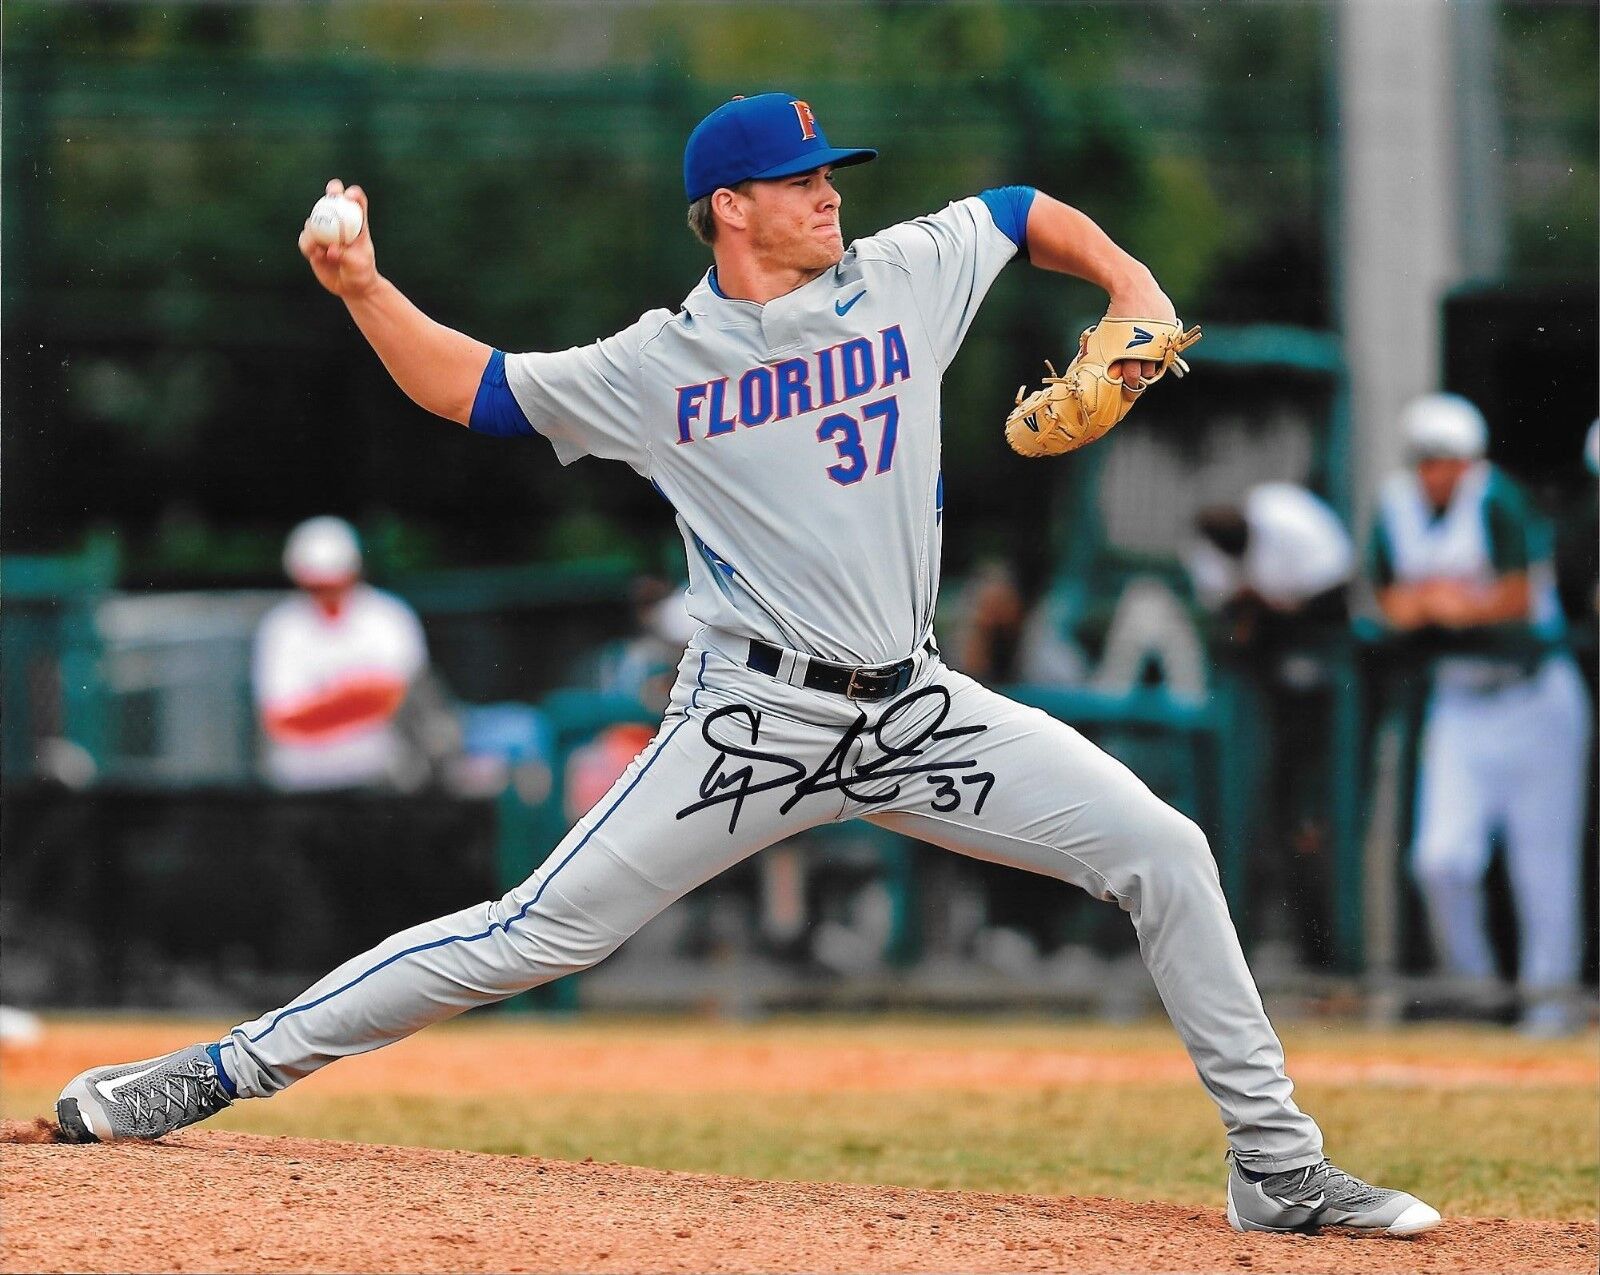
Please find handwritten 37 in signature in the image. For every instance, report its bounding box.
[675,685,995,833]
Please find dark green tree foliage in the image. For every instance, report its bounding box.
[1497,2,1599,279]
[3,2,1591,582]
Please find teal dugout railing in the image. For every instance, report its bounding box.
[0,549,641,781]
[0,541,120,778]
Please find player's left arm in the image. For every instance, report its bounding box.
[1022,193,1176,385]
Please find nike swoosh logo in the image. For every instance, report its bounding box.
[95,1061,165,1102]
[1268,1191,1325,1212]
[835,290,866,316]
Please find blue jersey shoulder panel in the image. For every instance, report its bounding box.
[469,349,536,438]
[978,186,1037,252]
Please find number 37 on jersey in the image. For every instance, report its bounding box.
[674,324,912,487]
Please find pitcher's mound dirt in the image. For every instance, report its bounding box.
[3,1122,1593,1273]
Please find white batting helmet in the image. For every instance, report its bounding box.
[1401,393,1488,461]
[283,516,362,585]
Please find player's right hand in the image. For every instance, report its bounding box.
[299,178,378,299]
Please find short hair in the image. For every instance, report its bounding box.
[686,181,753,246]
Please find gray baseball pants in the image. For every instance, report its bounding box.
[221,631,1324,1171]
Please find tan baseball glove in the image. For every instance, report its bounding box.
[1005,317,1202,457]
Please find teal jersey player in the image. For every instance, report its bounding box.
[1371,394,1591,1035]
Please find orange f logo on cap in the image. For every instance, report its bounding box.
[790,99,818,141]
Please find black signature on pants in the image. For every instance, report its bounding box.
[676,684,993,833]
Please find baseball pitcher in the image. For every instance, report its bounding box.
[59,93,1438,1238]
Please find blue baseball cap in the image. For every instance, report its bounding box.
[684,93,876,203]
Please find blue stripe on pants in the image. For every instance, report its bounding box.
[244,716,690,1043]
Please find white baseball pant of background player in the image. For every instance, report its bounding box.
[1413,655,1592,996]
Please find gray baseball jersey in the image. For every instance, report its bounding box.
[505,197,1015,665]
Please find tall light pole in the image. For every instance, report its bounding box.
[1336,0,1465,532]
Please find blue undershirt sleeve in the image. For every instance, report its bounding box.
[977,185,1037,254]
[468,349,536,438]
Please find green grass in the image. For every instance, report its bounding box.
[9,1015,1596,1220]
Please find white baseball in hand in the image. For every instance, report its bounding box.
[307,194,363,246]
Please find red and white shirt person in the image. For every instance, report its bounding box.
[252,517,427,790]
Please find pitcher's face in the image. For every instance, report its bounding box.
[742,166,844,272]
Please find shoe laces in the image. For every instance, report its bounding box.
[123,1059,230,1131]
[1312,1161,1391,1209]
[1240,1156,1389,1210]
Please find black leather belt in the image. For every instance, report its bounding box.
[747,639,915,702]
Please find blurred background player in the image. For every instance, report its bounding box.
[1188,484,1355,646]
[948,560,1029,683]
[593,575,697,715]
[1187,485,1355,968]
[1368,394,1592,1035]
[253,516,432,791]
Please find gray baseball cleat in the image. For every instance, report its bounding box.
[1226,1154,1441,1237]
[56,1042,234,1142]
